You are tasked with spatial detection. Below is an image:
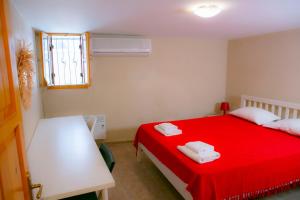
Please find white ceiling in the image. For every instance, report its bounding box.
[13,0,300,39]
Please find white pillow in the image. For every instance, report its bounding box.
[230,107,280,125]
[263,119,300,136]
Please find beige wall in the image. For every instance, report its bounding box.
[227,28,300,108]
[6,0,44,149]
[42,38,228,142]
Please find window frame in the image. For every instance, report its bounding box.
[39,32,91,89]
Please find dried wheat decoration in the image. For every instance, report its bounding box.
[17,41,34,109]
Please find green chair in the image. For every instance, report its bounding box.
[99,144,115,172]
[61,144,115,200]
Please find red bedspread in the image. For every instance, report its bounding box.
[134,115,300,200]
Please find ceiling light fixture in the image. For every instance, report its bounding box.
[193,4,222,18]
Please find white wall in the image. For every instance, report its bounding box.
[227,28,300,107]
[42,38,228,142]
[7,0,44,149]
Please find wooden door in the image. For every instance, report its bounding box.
[0,0,30,199]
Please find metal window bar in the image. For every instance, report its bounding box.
[42,34,88,86]
[80,35,85,84]
[81,34,88,84]
[49,36,54,85]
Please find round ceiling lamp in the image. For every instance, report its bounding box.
[193,4,223,18]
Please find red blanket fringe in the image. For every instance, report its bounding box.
[225,179,300,200]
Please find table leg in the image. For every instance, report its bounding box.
[100,188,108,200]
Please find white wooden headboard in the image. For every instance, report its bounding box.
[241,95,300,119]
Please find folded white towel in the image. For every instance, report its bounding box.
[185,141,214,154]
[154,125,182,136]
[157,123,178,132]
[177,145,220,164]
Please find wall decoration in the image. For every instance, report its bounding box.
[16,40,34,109]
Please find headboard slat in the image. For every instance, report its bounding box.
[285,108,290,119]
[241,95,300,119]
[278,107,282,118]
[271,105,275,113]
[293,109,298,118]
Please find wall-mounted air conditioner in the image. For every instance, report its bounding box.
[91,35,152,56]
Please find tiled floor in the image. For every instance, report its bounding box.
[107,142,300,200]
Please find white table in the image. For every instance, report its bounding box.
[27,116,115,200]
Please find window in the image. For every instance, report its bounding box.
[40,33,90,89]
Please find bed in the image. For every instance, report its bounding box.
[134,95,300,200]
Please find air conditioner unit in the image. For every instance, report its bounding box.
[91,35,152,56]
